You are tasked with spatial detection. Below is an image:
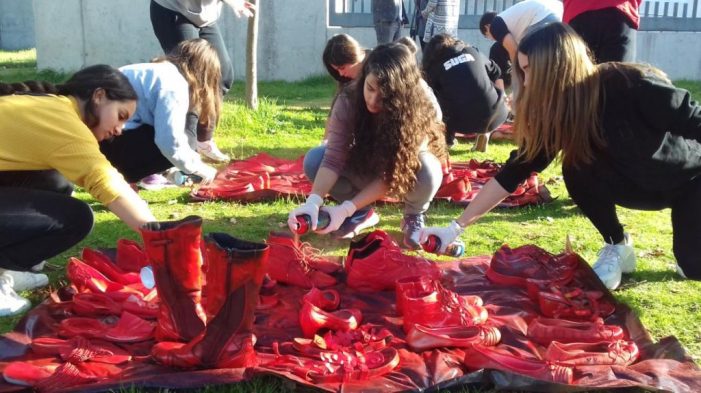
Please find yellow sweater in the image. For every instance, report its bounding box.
[0,94,131,205]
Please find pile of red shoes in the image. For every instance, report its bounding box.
[265,231,340,288]
[2,216,270,391]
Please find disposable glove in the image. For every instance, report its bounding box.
[193,165,218,184]
[287,194,324,232]
[419,220,465,253]
[315,200,357,235]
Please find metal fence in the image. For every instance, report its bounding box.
[329,0,701,31]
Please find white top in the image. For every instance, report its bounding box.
[153,0,223,27]
[498,0,563,42]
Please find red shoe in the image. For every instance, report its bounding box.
[266,232,337,288]
[302,287,340,311]
[257,275,279,310]
[293,324,393,355]
[115,238,149,273]
[81,247,141,285]
[59,311,154,342]
[66,257,147,299]
[2,361,57,387]
[545,339,639,366]
[486,245,578,288]
[31,337,131,364]
[402,283,488,333]
[537,285,615,320]
[267,231,341,274]
[527,317,625,346]
[464,344,573,384]
[299,300,362,338]
[346,230,441,291]
[72,292,122,316]
[151,333,257,369]
[407,324,501,352]
[309,347,400,383]
[395,275,435,316]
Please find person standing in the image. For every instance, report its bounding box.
[410,0,429,50]
[421,0,460,44]
[564,0,642,63]
[372,0,403,45]
[150,0,255,162]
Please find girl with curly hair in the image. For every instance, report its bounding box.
[421,23,701,290]
[289,42,447,248]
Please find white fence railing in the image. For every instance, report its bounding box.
[329,0,701,31]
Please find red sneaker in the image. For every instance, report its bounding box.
[395,275,435,316]
[298,300,362,338]
[266,232,338,288]
[346,230,441,291]
[527,317,625,346]
[58,311,154,343]
[406,324,501,352]
[302,287,340,311]
[2,361,57,387]
[486,245,578,288]
[402,283,488,333]
[463,344,573,384]
[537,285,615,320]
[545,339,639,367]
[72,292,122,316]
[31,336,131,364]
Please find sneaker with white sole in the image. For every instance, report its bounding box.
[5,270,49,292]
[400,213,426,250]
[592,233,636,290]
[676,264,687,279]
[197,140,230,162]
[331,208,380,239]
[0,272,31,317]
[31,261,47,272]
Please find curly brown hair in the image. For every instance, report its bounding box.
[348,43,446,198]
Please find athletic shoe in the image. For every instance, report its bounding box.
[137,173,174,190]
[197,139,230,162]
[331,208,380,239]
[5,270,49,291]
[592,233,635,290]
[0,272,31,317]
[400,213,425,249]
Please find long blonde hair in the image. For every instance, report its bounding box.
[155,39,222,128]
[348,43,446,197]
[513,23,604,168]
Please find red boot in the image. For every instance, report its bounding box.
[152,233,268,369]
[265,232,337,288]
[140,216,207,342]
[346,230,441,291]
[299,300,363,338]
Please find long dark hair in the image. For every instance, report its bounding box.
[347,43,446,197]
[1,64,137,128]
[322,34,365,86]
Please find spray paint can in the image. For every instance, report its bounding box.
[167,170,203,186]
[422,235,465,257]
[293,210,331,235]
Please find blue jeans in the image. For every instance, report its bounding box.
[0,171,93,271]
[303,146,442,215]
[374,20,402,45]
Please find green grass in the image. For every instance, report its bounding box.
[1,49,700,392]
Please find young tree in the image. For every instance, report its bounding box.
[245,0,259,109]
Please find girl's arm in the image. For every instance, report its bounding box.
[106,188,157,232]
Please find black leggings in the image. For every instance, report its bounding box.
[568,8,636,63]
[0,171,93,271]
[100,124,197,183]
[563,164,701,279]
[150,0,233,141]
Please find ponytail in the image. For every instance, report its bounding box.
[0,80,58,96]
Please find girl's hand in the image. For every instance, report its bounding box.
[227,0,256,18]
[288,194,324,232]
[315,201,357,235]
[419,221,464,253]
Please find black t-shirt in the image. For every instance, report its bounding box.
[489,42,512,88]
[495,64,701,193]
[425,45,504,134]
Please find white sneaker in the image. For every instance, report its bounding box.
[31,261,47,272]
[197,140,230,162]
[5,270,49,292]
[0,272,31,317]
[676,264,687,279]
[592,233,636,290]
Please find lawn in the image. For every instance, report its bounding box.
[2,49,701,392]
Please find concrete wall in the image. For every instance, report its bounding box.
[0,0,35,50]
[32,0,701,81]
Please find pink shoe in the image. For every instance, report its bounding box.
[545,339,639,367]
[298,300,362,338]
[527,317,625,346]
[406,324,501,352]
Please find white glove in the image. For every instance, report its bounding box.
[419,220,465,253]
[193,165,218,184]
[227,0,255,17]
[315,200,357,235]
[288,194,324,232]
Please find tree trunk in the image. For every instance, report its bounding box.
[245,0,259,110]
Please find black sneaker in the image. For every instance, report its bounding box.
[400,213,425,249]
[331,208,380,239]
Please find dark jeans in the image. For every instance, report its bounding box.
[100,123,197,183]
[569,8,637,63]
[374,20,401,45]
[0,170,93,271]
[563,163,701,279]
[150,0,232,141]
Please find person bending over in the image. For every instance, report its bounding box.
[289,43,447,248]
[0,65,157,316]
[100,39,221,185]
[421,23,701,290]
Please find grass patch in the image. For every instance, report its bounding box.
[2,50,700,392]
